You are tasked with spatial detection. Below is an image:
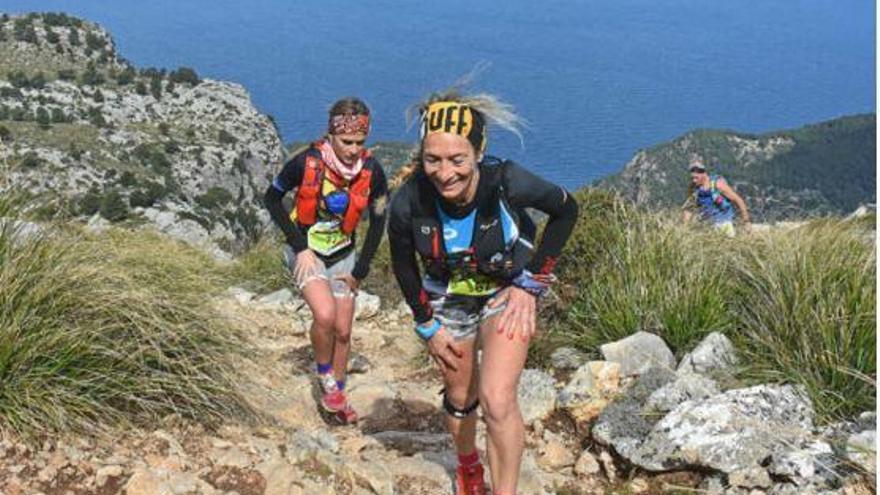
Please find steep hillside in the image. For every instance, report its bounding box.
[596,114,876,221]
[0,12,284,256]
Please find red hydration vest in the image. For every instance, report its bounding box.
[294,146,372,234]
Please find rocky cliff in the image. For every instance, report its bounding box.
[0,12,283,257]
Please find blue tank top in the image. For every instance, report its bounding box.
[695,175,734,224]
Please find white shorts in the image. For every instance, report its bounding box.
[282,246,356,298]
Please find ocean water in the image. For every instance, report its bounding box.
[3,0,876,189]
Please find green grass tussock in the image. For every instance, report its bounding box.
[225,235,289,294]
[554,189,732,356]
[728,220,876,420]
[0,201,254,437]
[551,190,875,422]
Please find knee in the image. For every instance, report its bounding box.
[312,307,335,330]
[479,386,518,425]
[444,384,475,410]
[334,323,352,343]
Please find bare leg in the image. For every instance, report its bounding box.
[437,336,480,456]
[479,315,528,493]
[330,292,356,383]
[301,280,337,368]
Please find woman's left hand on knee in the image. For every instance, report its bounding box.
[334,273,360,294]
[489,286,537,342]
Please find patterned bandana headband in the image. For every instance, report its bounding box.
[419,101,487,153]
[329,114,370,135]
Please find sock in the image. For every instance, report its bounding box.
[316,362,332,375]
[336,379,346,391]
[457,450,479,468]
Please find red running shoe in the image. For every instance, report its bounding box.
[455,463,486,495]
[320,388,358,424]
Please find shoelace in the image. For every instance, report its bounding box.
[320,373,338,394]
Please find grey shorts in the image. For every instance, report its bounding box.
[282,245,356,298]
[428,292,506,341]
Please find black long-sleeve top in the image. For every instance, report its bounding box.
[388,159,578,323]
[264,149,389,280]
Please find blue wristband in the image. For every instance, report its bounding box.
[511,270,550,297]
[415,319,441,341]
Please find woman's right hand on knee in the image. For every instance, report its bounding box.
[427,328,464,373]
[293,249,320,283]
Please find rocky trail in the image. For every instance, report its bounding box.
[0,288,874,495]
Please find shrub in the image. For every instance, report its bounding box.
[36,107,51,130]
[218,129,238,145]
[88,107,106,127]
[118,170,137,187]
[79,64,104,86]
[149,76,162,100]
[57,68,76,81]
[13,18,37,43]
[727,221,875,421]
[50,107,67,123]
[0,125,11,142]
[196,186,234,210]
[67,28,80,46]
[99,189,128,221]
[85,32,105,51]
[135,81,147,95]
[19,152,42,169]
[115,67,136,85]
[29,71,46,89]
[0,202,253,436]
[79,188,102,216]
[169,67,200,85]
[129,181,166,208]
[45,29,60,44]
[0,87,22,98]
[8,70,30,88]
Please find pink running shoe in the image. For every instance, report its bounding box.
[455,463,486,495]
[318,374,358,424]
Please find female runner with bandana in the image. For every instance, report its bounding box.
[264,97,389,424]
[388,90,578,494]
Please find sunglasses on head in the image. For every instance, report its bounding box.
[689,167,706,173]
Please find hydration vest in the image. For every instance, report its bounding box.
[693,175,734,223]
[409,159,536,282]
[293,144,372,234]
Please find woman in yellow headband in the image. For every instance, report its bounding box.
[389,90,579,494]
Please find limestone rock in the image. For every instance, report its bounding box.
[631,385,814,473]
[558,361,621,408]
[677,332,738,377]
[644,372,719,413]
[550,347,589,371]
[574,450,601,477]
[354,290,381,320]
[592,366,676,458]
[601,331,675,376]
[517,369,557,424]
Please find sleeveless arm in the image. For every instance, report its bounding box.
[352,163,389,280]
[504,162,579,275]
[263,154,308,252]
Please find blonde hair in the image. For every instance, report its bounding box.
[390,87,527,189]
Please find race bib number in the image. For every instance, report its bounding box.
[307,220,352,256]
[446,271,501,296]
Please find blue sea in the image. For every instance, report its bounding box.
[3,0,876,189]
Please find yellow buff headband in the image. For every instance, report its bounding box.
[419,101,487,153]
